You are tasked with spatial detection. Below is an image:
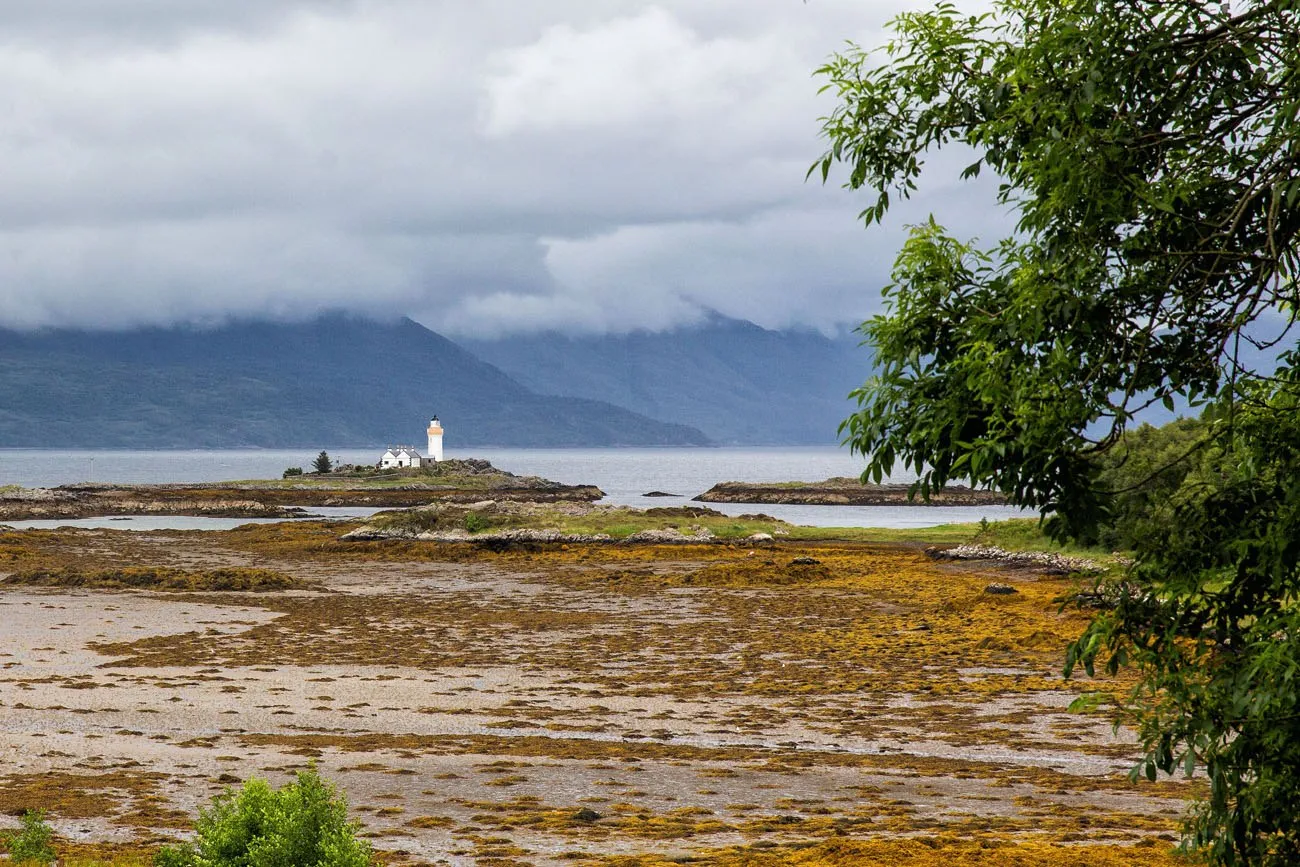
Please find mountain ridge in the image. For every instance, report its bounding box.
[461,313,869,445]
[0,315,710,448]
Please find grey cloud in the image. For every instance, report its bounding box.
[0,0,1010,336]
[434,164,1012,337]
[0,1,358,48]
[0,217,552,330]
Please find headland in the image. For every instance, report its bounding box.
[695,477,1009,506]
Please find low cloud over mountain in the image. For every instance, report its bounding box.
[0,1,1009,337]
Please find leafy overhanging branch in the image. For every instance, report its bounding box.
[816,1,1300,863]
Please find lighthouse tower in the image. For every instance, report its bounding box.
[426,416,444,463]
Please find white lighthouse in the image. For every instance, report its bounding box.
[426,416,444,463]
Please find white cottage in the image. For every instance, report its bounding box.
[379,446,424,469]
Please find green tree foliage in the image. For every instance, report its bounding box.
[3,810,56,865]
[312,451,333,475]
[814,1,1299,863]
[283,466,304,478]
[1088,415,1209,550]
[155,766,371,867]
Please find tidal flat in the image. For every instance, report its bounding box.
[0,522,1196,866]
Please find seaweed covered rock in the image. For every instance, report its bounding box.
[2,566,310,592]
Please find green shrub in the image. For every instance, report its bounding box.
[282,467,303,478]
[464,512,488,533]
[4,809,57,865]
[154,766,371,867]
[1086,415,1212,550]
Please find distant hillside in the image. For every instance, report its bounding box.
[462,314,870,445]
[0,316,710,448]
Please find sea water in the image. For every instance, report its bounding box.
[0,447,1028,529]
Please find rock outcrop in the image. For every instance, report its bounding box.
[0,488,301,521]
[927,544,1106,575]
[695,479,1009,506]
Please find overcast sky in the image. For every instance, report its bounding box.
[0,0,1005,336]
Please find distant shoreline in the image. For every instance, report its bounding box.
[695,478,1009,507]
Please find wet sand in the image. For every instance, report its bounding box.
[0,525,1193,865]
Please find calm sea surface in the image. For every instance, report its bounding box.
[0,446,1027,530]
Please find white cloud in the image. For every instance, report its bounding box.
[0,0,1010,335]
[482,7,783,139]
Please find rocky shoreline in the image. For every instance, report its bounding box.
[927,543,1106,575]
[336,500,781,548]
[0,474,602,521]
[694,478,1009,506]
[0,488,305,521]
[340,524,743,546]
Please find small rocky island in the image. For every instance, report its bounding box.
[0,459,602,521]
[694,477,1009,506]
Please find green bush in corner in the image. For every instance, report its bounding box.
[155,766,371,867]
[4,809,57,865]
